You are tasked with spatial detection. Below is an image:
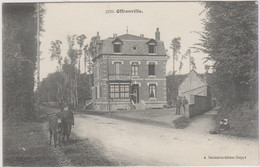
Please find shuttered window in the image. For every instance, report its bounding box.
[148,63,155,75]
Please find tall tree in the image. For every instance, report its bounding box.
[76,34,87,73]
[50,40,63,70]
[198,2,258,101]
[83,44,89,74]
[170,37,181,74]
[67,35,80,106]
[3,4,38,119]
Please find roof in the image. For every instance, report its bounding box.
[181,69,214,87]
[191,70,207,84]
[97,33,167,56]
[117,34,150,40]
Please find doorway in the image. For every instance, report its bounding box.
[131,84,139,103]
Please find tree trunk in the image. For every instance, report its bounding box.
[75,75,78,106]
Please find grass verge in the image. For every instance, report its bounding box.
[173,116,191,129]
[59,133,118,166]
[3,120,59,166]
[215,101,258,139]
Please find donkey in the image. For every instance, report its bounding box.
[48,114,62,147]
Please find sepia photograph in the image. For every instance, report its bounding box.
[1,1,259,166]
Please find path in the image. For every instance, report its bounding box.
[185,109,218,133]
[73,113,259,166]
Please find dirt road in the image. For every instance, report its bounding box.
[73,113,259,166]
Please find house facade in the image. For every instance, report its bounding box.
[91,28,167,110]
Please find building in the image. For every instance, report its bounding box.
[178,70,216,107]
[91,28,167,110]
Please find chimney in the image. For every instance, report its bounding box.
[205,69,209,74]
[155,28,160,41]
[204,65,210,74]
[113,33,117,38]
[140,34,144,37]
[96,32,100,40]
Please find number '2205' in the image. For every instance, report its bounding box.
[105,10,115,14]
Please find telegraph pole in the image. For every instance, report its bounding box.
[173,50,175,74]
[37,3,40,113]
[106,55,111,116]
[189,50,191,103]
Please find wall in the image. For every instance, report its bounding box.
[186,95,212,118]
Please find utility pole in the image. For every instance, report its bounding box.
[189,50,191,103]
[173,50,175,75]
[37,3,40,113]
[106,55,111,116]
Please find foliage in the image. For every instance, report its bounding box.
[170,37,181,73]
[2,4,39,120]
[166,74,187,105]
[47,34,90,107]
[38,3,46,33]
[38,72,65,103]
[197,2,258,101]
[38,72,93,105]
[77,74,94,104]
[83,44,90,74]
[76,34,87,73]
[170,37,181,61]
[50,40,62,70]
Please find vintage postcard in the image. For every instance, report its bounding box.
[1,1,259,166]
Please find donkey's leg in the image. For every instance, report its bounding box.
[54,133,57,148]
[49,130,52,145]
[57,133,60,147]
[67,125,71,141]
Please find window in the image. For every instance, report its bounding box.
[110,84,130,99]
[149,84,156,98]
[95,86,97,99]
[131,62,139,76]
[96,64,100,79]
[113,44,121,53]
[148,44,156,53]
[97,85,100,98]
[148,63,155,75]
[99,85,102,98]
[114,62,122,75]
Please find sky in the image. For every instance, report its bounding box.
[40,2,210,80]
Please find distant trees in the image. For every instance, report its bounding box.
[50,40,63,70]
[170,37,181,74]
[197,2,258,102]
[166,74,187,105]
[45,34,92,107]
[76,34,87,73]
[3,4,40,119]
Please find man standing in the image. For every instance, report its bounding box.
[182,96,189,112]
[175,97,182,115]
[61,104,74,142]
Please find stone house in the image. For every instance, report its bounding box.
[91,28,167,110]
[178,70,216,106]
